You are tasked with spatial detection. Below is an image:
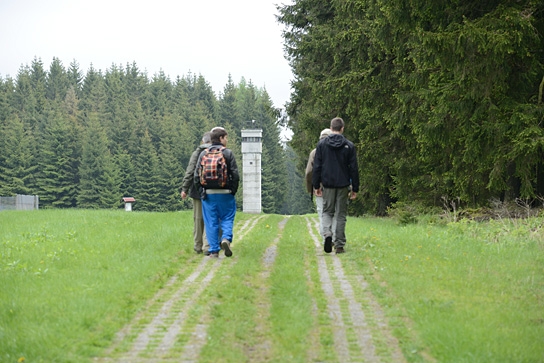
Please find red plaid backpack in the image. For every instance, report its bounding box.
[199,146,228,189]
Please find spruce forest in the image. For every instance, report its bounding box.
[2,0,544,216]
[0,59,314,214]
[278,0,544,215]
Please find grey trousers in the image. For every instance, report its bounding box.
[322,187,349,248]
[316,195,337,240]
[192,198,209,253]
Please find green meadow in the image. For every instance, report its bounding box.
[0,210,542,362]
[345,217,544,362]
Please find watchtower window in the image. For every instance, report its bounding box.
[242,137,262,142]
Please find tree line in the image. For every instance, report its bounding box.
[0,57,314,214]
[278,0,544,215]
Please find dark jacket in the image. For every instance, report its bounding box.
[194,142,240,195]
[312,134,359,192]
[181,143,211,199]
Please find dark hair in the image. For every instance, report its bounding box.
[330,117,344,131]
[211,127,228,143]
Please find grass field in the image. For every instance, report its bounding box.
[0,210,543,362]
[345,217,544,362]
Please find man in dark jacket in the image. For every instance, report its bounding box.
[312,117,359,254]
[194,127,239,258]
[181,132,211,254]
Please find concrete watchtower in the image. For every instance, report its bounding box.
[241,128,262,213]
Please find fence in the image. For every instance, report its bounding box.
[0,194,39,211]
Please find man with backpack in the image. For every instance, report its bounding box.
[181,132,211,255]
[195,127,239,258]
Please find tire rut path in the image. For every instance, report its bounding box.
[305,216,406,363]
[96,215,265,363]
[96,215,406,362]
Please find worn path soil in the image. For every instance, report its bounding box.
[94,215,411,362]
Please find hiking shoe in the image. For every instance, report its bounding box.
[204,250,210,256]
[324,236,333,253]
[335,246,345,254]
[209,252,219,258]
[194,249,203,254]
[221,239,232,257]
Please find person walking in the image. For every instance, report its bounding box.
[305,128,337,238]
[181,132,212,255]
[312,117,359,254]
[195,127,239,258]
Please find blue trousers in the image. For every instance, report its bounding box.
[201,193,236,253]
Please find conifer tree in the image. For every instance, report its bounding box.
[172,75,192,122]
[63,85,79,118]
[77,113,120,208]
[0,115,34,196]
[157,138,184,211]
[35,110,78,208]
[13,67,39,129]
[46,57,69,102]
[146,70,174,117]
[189,101,216,142]
[0,77,15,123]
[282,145,314,214]
[192,74,218,120]
[79,65,106,116]
[116,150,135,200]
[235,78,256,130]
[219,74,239,126]
[30,58,47,115]
[256,90,287,214]
[67,60,83,96]
[104,64,139,154]
[133,129,161,211]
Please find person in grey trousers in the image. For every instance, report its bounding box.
[312,117,359,254]
[181,132,211,254]
[305,128,336,239]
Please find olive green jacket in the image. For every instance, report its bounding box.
[181,143,210,199]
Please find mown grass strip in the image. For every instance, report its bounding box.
[169,300,212,359]
[196,214,283,363]
[108,257,209,358]
[336,255,407,363]
[266,216,315,362]
[135,261,215,359]
[168,217,268,360]
[303,216,338,362]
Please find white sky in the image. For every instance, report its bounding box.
[0,0,293,108]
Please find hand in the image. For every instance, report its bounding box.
[314,188,322,197]
[350,192,357,200]
[181,191,187,199]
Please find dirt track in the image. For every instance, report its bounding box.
[94,215,410,362]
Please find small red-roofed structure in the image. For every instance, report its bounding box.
[122,197,136,211]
